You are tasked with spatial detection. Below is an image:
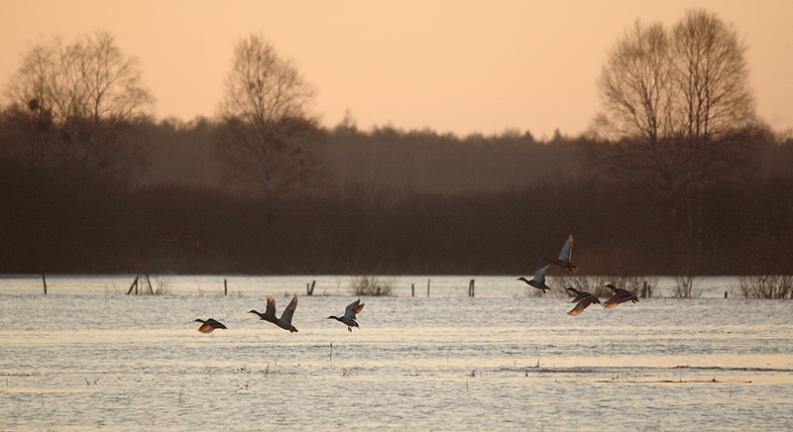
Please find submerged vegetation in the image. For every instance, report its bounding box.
[350,275,394,296]
[740,275,793,299]
[674,275,701,299]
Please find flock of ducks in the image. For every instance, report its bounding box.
[194,297,364,334]
[517,234,639,316]
[195,234,638,333]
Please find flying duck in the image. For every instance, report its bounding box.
[602,284,639,308]
[327,299,365,331]
[517,264,552,292]
[249,295,299,333]
[543,234,577,272]
[567,291,600,316]
[194,318,228,333]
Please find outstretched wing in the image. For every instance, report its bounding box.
[532,264,551,284]
[344,299,364,320]
[265,295,276,317]
[280,295,298,324]
[558,234,574,262]
[568,297,594,316]
[206,318,227,329]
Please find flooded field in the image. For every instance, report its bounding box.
[2,275,793,431]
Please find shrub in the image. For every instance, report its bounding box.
[673,275,701,298]
[350,275,393,296]
[739,275,793,299]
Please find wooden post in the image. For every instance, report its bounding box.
[427,278,431,297]
[41,273,47,295]
[145,274,154,295]
[127,275,139,295]
[469,279,475,297]
[411,283,415,297]
[306,280,316,296]
[724,291,728,299]
[224,279,228,296]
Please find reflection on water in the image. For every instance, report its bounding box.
[1,275,792,430]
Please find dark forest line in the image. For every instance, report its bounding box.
[2,117,792,275]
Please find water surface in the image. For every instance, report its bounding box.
[2,275,792,431]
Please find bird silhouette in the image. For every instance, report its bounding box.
[602,284,639,308]
[543,234,577,273]
[566,291,600,316]
[327,299,365,331]
[517,264,552,292]
[249,295,299,332]
[194,318,228,333]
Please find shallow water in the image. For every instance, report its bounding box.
[1,275,793,431]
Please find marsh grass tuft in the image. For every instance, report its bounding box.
[740,275,793,299]
[350,275,394,296]
[674,275,701,298]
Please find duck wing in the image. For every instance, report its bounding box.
[344,299,364,320]
[531,264,551,285]
[603,291,634,308]
[558,234,574,262]
[279,295,298,324]
[568,296,596,316]
[265,295,277,318]
[206,318,227,329]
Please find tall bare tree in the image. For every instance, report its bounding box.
[596,21,680,197]
[216,34,321,195]
[595,9,757,261]
[3,31,153,179]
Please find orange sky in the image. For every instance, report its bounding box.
[1,0,791,137]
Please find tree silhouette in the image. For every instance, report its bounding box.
[595,9,758,262]
[3,31,153,180]
[216,34,322,195]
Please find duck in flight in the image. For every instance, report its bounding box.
[602,284,639,308]
[194,318,228,333]
[327,299,365,331]
[517,264,552,292]
[249,295,299,333]
[566,290,600,316]
[543,234,577,273]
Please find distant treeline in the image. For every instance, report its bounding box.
[2,113,792,275]
[139,117,579,195]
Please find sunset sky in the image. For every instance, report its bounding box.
[1,0,791,137]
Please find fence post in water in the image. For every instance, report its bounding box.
[306,280,316,296]
[427,278,431,297]
[224,279,228,296]
[468,279,475,297]
[724,291,728,299]
[127,275,139,295]
[411,283,415,297]
[145,274,154,295]
[41,273,47,295]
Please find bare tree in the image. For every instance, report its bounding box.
[3,31,153,179]
[595,9,757,261]
[595,21,683,201]
[216,34,321,195]
[669,10,756,253]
